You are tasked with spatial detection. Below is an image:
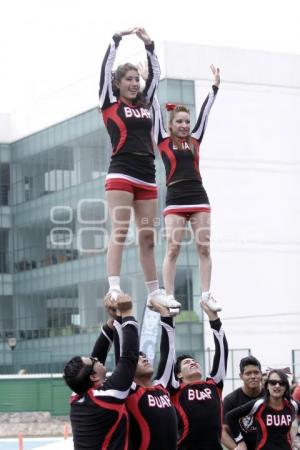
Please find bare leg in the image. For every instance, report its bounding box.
[134,198,158,282]
[190,212,211,292]
[162,214,187,295]
[106,190,133,277]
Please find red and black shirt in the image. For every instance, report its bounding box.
[170,318,228,450]
[114,316,178,450]
[99,35,160,158]
[226,397,300,450]
[152,86,218,185]
[70,317,139,450]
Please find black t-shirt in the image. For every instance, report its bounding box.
[223,387,264,450]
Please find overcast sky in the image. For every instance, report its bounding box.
[1,0,300,113]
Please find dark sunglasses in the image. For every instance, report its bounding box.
[268,379,285,387]
[89,357,99,373]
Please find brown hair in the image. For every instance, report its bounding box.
[168,105,195,152]
[112,63,147,107]
[264,369,291,402]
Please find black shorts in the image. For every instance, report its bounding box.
[164,180,210,217]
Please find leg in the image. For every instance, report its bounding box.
[133,198,158,282]
[190,212,211,292]
[106,190,133,277]
[134,200,181,309]
[190,212,221,311]
[163,214,187,295]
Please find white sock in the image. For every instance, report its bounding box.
[145,280,159,294]
[108,276,120,289]
[202,291,210,299]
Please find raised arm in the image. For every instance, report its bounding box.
[112,315,122,365]
[202,301,228,387]
[91,297,118,363]
[91,319,114,364]
[137,61,167,145]
[191,65,220,143]
[135,28,161,104]
[103,295,139,393]
[99,29,135,110]
[152,95,169,145]
[149,302,176,389]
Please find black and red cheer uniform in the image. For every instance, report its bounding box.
[70,317,139,450]
[170,318,228,449]
[114,316,178,450]
[152,86,218,216]
[99,34,160,195]
[226,397,300,450]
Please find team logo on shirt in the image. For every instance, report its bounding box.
[240,415,256,433]
[124,107,151,119]
[173,142,190,151]
[147,394,172,408]
[188,388,212,401]
[266,414,292,427]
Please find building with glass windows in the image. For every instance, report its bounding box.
[0,41,299,377]
[0,76,207,374]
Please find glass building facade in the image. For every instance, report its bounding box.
[0,79,205,374]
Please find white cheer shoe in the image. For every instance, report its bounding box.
[201,292,222,312]
[107,286,122,301]
[147,289,181,310]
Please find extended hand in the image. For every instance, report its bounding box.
[134,27,152,45]
[116,294,133,316]
[200,300,219,320]
[104,295,117,319]
[148,300,171,317]
[115,28,136,37]
[137,61,148,81]
[210,64,220,87]
[236,441,248,450]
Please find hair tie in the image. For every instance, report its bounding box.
[165,102,177,111]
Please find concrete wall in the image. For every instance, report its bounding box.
[162,42,300,370]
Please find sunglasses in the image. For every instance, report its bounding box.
[268,379,285,387]
[89,357,99,373]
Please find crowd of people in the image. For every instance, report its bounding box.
[63,27,300,449]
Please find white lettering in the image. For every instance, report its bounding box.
[156,397,162,408]
[274,415,280,426]
[148,395,155,407]
[266,415,273,426]
[266,414,292,427]
[124,107,133,117]
[147,394,172,408]
[141,108,151,118]
[188,388,212,401]
[281,415,287,426]
[204,388,212,398]
[161,395,171,407]
[124,107,151,119]
[188,390,195,400]
[132,109,141,118]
